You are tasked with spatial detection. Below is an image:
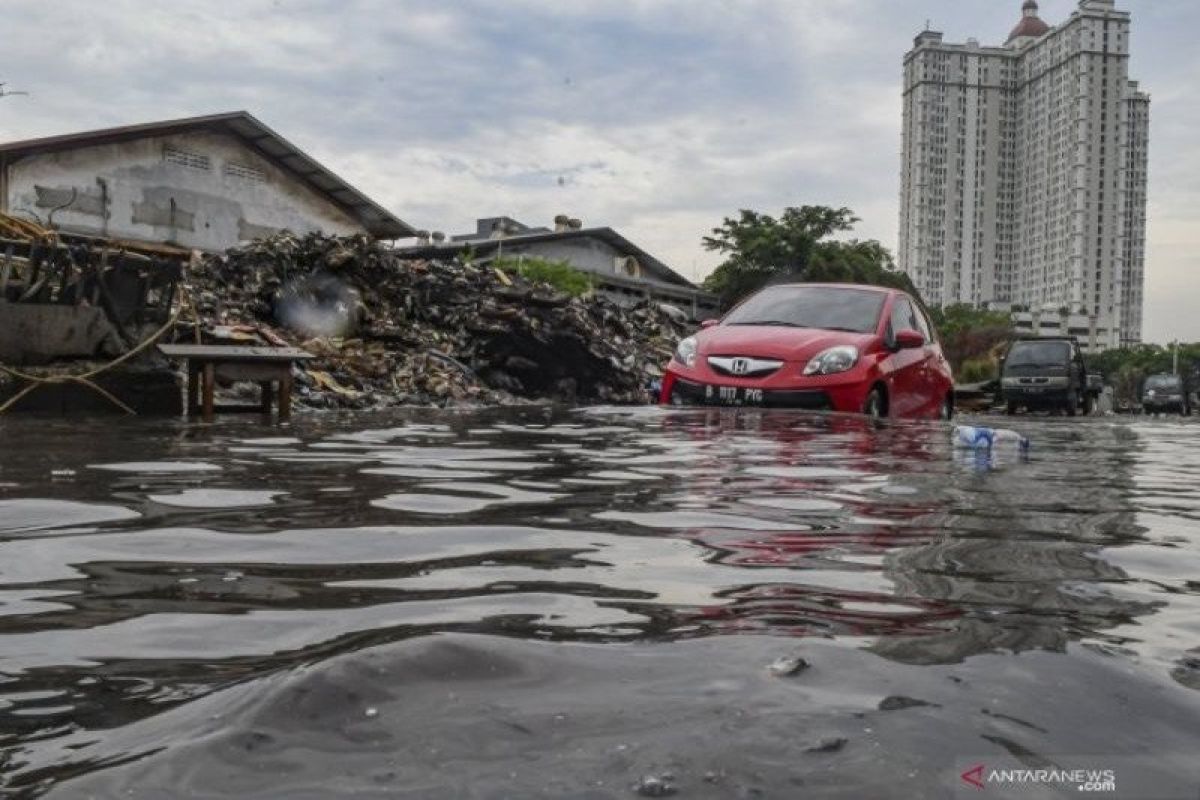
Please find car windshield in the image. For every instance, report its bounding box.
[1146,375,1181,389]
[1007,341,1070,367]
[722,286,886,334]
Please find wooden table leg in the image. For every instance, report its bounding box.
[278,371,293,422]
[259,381,273,414]
[187,362,200,416]
[202,363,215,423]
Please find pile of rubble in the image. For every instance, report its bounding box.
[179,232,689,408]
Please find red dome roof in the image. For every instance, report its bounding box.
[1008,0,1050,42]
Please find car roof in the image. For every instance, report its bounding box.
[1009,338,1075,348]
[767,282,900,296]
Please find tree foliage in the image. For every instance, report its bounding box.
[926,304,1014,376]
[1091,343,1200,404]
[700,206,918,309]
[493,255,594,297]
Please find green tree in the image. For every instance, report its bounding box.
[493,255,593,297]
[926,304,1014,376]
[702,206,912,308]
[1090,343,1200,405]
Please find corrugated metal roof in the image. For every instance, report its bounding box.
[0,111,416,239]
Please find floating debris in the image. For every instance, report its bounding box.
[634,774,677,797]
[878,696,936,712]
[179,232,689,409]
[767,655,810,677]
[804,737,848,754]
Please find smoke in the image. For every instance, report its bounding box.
[274,273,361,339]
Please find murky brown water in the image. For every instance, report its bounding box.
[0,408,1197,798]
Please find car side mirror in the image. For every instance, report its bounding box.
[699,319,719,329]
[894,329,925,350]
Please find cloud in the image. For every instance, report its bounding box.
[1,0,1197,341]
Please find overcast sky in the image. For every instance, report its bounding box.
[2,0,1195,342]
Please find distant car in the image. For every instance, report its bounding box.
[1001,337,1092,416]
[1142,373,1189,415]
[658,283,955,419]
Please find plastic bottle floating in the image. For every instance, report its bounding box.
[952,425,1030,452]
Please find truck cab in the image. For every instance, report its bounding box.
[1000,337,1092,416]
[1142,373,1190,416]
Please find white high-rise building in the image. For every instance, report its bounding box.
[899,0,1149,349]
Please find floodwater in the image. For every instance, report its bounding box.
[0,408,1197,799]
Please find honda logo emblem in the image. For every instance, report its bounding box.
[730,358,750,375]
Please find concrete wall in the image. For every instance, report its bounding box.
[2,131,363,251]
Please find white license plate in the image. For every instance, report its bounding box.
[704,385,764,406]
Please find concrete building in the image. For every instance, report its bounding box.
[899,0,1149,351]
[0,111,414,251]
[402,216,719,320]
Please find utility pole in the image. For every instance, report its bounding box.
[1173,341,1179,375]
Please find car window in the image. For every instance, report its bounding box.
[1007,341,1070,366]
[890,298,921,340]
[912,302,934,342]
[1146,375,1181,389]
[722,286,886,334]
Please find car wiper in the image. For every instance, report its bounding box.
[727,320,806,327]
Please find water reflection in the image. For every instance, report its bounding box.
[0,409,1196,795]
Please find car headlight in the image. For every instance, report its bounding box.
[803,345,859,376]
[673,336,698,368]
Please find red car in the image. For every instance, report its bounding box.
[659,283,954,419]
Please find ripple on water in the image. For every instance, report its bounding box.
[1,411,1199,797]
[372,483,563,515]
[147,489,285,509]
[593,510,805,532]
[361,467,497,480]
[88,462,223,474]
[744,465,862,480]
[740,496,844,513]
[0,499,140,534]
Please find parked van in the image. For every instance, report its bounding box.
[1142,373,1190,415]
[1001,337,1095,416]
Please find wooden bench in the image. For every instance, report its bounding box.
[159,344,314,423]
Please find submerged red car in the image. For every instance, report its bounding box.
[659,283,954,419]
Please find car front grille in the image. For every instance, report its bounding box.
[707,356,784,378]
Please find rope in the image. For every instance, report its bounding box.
[0,289,184,415]
[0,216,203,415]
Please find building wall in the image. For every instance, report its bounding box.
[1120,84,1149,345]
[1010,310,1117,354]
[899,0,1148,347]
[501,237,630,280]
[2,131,363,251]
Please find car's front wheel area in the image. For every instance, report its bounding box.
[940,393,954,420]
[862,385,888,419]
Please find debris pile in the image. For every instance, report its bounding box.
[180,232,690,408]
